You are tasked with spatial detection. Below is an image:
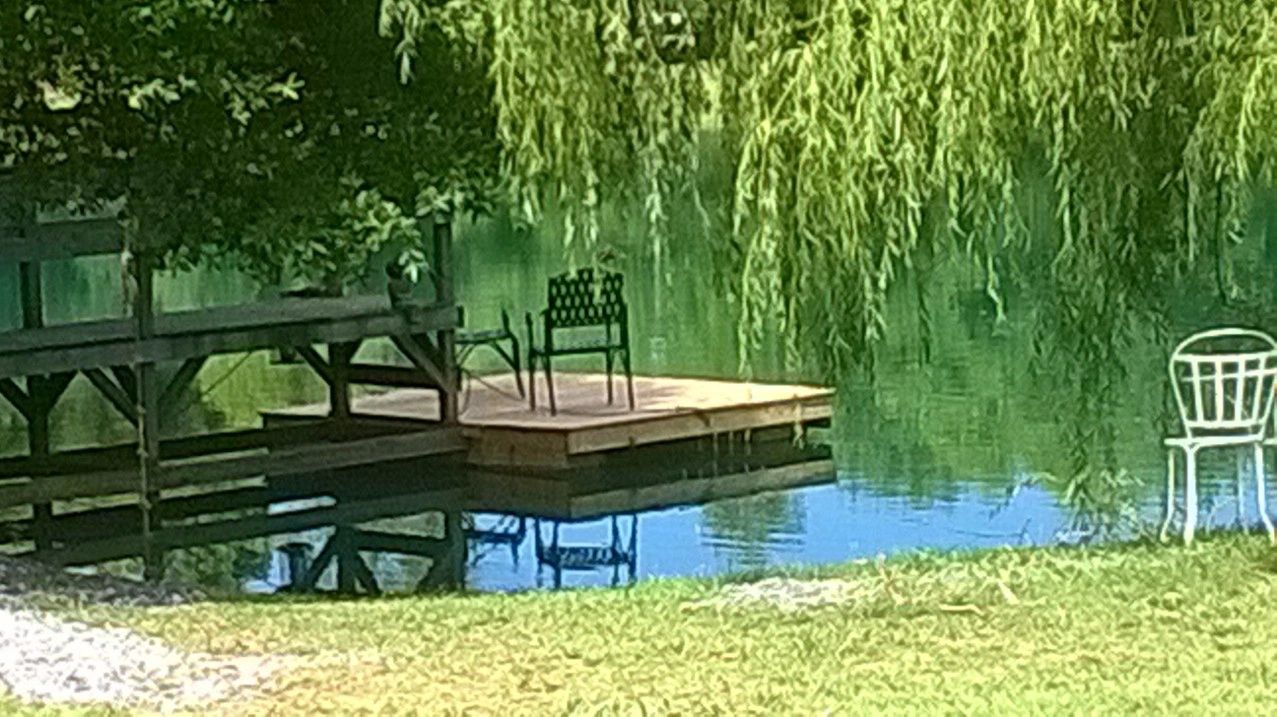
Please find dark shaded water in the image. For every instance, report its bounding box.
[4,211,1275,593]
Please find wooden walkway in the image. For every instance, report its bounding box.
[271,372,835,469]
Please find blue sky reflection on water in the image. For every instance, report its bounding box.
[466,478,1072,592]
[246,474,1081,594]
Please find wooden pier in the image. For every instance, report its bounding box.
[0,215,837,591]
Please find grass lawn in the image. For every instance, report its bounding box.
[9,534,1277,715]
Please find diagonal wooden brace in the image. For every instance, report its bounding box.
[160,357,207,420]
[391,333,447,389]
[84,368,139,423]
[294,346,335,386]
[0,379,33,421]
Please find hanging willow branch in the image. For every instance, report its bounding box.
[383,0,1277,379]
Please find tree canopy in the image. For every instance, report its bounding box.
[6,0,1277,376]
[1,0,498,287]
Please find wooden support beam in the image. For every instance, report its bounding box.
[0,427,465,509]
[346,364,440,389]
[327,342,358,419]
[32,372,76,411]
[132,250,164,581]
[417,510,466,591]
[391,334,447,391]
[160,357,206,419]
[293,346,333,386]
[350,528,449,558]
[432,216,459,424]
[6,485,272,544]
[298,534,340,592]
[111,366,137,401]
[34,487,463,567]
[0,379,33,420]
[0,419,420,479]
[19,261,43,331]
[350,552,381,596]
[0,300,462,380]
[83,368,138,423]
[0,218,123,262]
[24,375,72,552]
[18,253,54,552]
[335,527,357,593]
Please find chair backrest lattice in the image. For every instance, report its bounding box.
[546,268,625,329]
[1169,327,1277,440]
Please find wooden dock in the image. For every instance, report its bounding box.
[269,372,835,469]
[0,216,837,588]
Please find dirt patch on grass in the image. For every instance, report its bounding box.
[688,577,871,612]
[0,604,293,714]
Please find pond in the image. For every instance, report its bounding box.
[1,209,1273,594]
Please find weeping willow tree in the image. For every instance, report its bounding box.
[383,0,1277,497]
[385,0,1275,362]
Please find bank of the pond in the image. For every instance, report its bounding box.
[5,534,1277,715]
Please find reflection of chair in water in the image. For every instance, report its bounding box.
[275,542,313,593]
[1162,328,1277,545]
[463,514,527,566]
[534,515,638,589]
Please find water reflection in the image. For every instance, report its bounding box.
[6,203,1277,593]
[700,492,805,572]
[237,476,1081,594]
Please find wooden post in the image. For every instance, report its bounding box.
[432,215,459,424]
[25,379,54,552]
[18,254,55,551]
[415,510,467,591]
[334,526,356,594]
[133,251,164,581]
[327,343,354,419]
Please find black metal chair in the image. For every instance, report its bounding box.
[456,308,524,397]
[525,268,634,415]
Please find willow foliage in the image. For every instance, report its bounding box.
[385,0,1277,382]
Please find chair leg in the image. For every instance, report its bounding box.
[623,349,635,410]
[510,338,525,398]
[1184,446,1199,546]
[545,355,557,416]
[1255,443,1276,544]
[1237,450,1248,528]
[525,314,537,411]
[1161,448,1176,544]
[606,350,615,405]
[528,356,537,411]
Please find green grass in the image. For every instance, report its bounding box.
[13,534,1277,715]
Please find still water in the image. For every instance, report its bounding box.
[3,209,1273,593]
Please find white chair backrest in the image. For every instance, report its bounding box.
[1169,327,1277,440]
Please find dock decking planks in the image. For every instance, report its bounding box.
[270,372,835,469]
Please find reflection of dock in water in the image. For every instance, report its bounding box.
[2,367,833,593]
[0,217,834,592]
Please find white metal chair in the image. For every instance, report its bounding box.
[1162,327,1277,545]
